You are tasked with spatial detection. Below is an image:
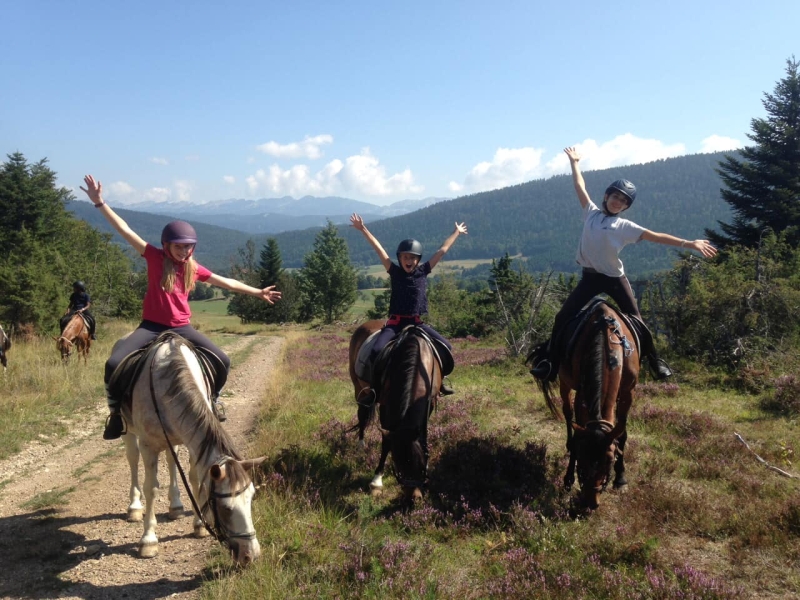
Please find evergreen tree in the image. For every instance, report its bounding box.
[227,239,265,323]
[707,57,800,249]
[259,238,283,286]
[297,220,357,324]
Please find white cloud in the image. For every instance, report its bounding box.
[450,134,687,195]
[700,134,743,153]
[143,187,171,202]
[108,181,136,198]
[150,157,170,166]
[256,134,334,160]
[174,180,192,202]
[245,148,422,198]
[223,175,236,184]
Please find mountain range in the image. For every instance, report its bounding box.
[68,150,736,277]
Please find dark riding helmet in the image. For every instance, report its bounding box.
[396,239,423,259]
[605,179,637,206]
[73,281,86,291]
[161,220,198,245]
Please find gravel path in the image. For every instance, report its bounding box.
[0,335,283,600]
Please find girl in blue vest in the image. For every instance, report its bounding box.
[530,146,717,381]
[351,213,467,395]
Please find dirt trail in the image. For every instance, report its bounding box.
[0,335,283,600]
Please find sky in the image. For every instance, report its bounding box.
[2,0,798,207]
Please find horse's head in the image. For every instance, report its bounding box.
[55,336,73,361]
[571,421,619,510]
[201,456,266,566]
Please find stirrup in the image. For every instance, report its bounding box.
[357,387,377,408]
[212,397,227,422]
[650,357,673,380]
[102,412,126,440]
[529,359,553,380]
[440,377,455,396]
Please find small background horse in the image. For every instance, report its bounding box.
[531,300,640,510]
[348,320,443,502]
[0,324,11,372]
[56,313,91,363]
[115,331,265,564]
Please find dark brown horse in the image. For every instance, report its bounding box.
[56,313,91,363]
[532,301,640,510]
[348,320,443,502]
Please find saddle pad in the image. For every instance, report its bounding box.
[354,330,380,382]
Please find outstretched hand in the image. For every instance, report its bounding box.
[350,213,365,231]
[80,175,103,205]
[564,146,581,162]
[454,222,468,235]
[258,285,282,305]
[687,239,718,259]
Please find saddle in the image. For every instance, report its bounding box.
[60,312,92,334]
[558,299,641,362]
[354,325,454,387]
[107,331,225,406]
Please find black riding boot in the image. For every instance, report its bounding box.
[212,393,227,422]
[440,380,455,396]
[647,354,673,380]
[103,406,125,440]
[529,341,559,382]
[633,319,673,380]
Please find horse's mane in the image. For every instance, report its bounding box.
[581,309,607,422]
[161,342,244,476]
[386,331,423,429]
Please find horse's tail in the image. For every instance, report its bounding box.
[528,342,562,420]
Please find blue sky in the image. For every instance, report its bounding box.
[2,1,797,206]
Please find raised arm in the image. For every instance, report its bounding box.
[428,222,468,269]
[564,146,591,209]
[205,274,282,304]
[81,175,147,255]
[350,213,392,271]
[640,230,718,258]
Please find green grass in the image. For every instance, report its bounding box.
[198,328,800,600]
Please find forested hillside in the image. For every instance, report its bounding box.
[70,151,734,275]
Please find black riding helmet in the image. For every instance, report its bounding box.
[605,179,637,207]
[396,239,423,260]
[73,281,86,291]
[161,221,198,245]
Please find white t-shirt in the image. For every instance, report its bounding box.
[575,200,646,277]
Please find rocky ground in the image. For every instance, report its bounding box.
[0,335,283,600]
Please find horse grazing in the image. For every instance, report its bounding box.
[56,313,91,363]
[115,331,265,564]
[348,320,443,502]
[0,324,10,371]
[531,300,640,510]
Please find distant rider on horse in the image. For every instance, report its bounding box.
[81,175,282,440]
[529,146,718,382]
[62,281,96,340]
[350,213,467,397]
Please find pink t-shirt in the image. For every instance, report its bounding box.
[141,244,212,327]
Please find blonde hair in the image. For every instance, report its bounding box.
[161,244,198,293]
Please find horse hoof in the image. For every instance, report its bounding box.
[194,526,210,538]
[613,480,628,491]
[409,488,423,503]
[168,507,184,520]
[138,543,159,558]
[127,509,143,523]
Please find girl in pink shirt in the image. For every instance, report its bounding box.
[81,175,281,440]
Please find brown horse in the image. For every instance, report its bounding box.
[348,320,443,502]
[56,313,91,363]
[0,324,10,372]
[532,300,640,510]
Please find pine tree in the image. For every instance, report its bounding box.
[259,238,284,287]
[707,57,800,249]
[297,220,358,324]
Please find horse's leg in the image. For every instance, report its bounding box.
[189,463,208,538]
[356,403,374,447]
[370,431,390,495]
[124,433,144,522]
[138,445,161,558]
[560,381,577,491]
[165,450,184,520]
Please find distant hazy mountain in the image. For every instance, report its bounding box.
[111,195,450,233]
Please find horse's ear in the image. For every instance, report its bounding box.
[239,457,267,472]
[210,463,227,482]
